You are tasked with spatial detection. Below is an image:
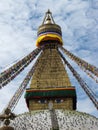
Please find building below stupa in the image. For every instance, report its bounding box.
[0,110,98,130]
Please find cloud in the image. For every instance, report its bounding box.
[0,0,98,118]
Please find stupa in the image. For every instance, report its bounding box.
[0,10,98,130]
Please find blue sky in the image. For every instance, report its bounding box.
[0,0,98,117]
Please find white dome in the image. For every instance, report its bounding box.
[7,110,98,130]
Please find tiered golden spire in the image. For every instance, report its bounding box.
[25,10,76,111]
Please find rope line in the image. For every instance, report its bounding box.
[6,54,41,111]
[59,50,98,110]
[59,46,98,78]
[0,47,41,89]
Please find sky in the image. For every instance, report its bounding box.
[0,0,98,118]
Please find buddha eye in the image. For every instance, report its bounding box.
[61,99,64,102]
[38,100,47,104]
[55,99,62,103]
[38,100,41,103]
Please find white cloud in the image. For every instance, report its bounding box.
[0,0,98,118]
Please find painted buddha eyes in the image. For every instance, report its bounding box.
[55,99,64,103]
[38,100,47,104]
[38,99,64,104]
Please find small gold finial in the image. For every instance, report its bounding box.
[42,9,55,25]
[46,9,51,14]
[45,15,51,24]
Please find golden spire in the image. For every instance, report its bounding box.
[42,9,55,24]
[36,10,63,47]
